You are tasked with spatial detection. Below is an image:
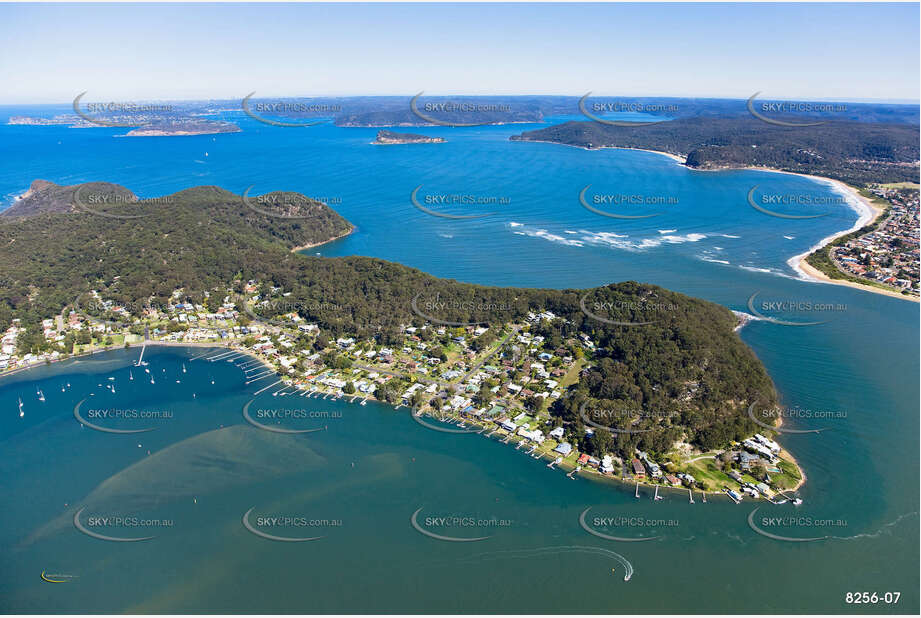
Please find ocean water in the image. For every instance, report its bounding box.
[0,107,918,613]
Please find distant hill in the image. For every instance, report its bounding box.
[510,117,920,186]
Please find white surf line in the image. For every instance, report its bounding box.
[253,379,282,395]
[784,176,876,282]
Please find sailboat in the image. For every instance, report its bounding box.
[144,368,150,374]
[37,389,45,402]
[129,370,134,381]
[150,377,155,384]
[182,364,187,373]
[18,397,24,417]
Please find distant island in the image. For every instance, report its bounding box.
[373,129,445,145]
[124,121,241,137]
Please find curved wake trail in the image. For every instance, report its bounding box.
[830,511,918,541]
[457,545,634,581]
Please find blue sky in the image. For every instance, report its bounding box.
[0,2,918,103]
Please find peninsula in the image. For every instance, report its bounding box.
[0,181,804,501]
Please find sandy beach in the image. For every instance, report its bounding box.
[550,140,915,302]
[291,227,354,253]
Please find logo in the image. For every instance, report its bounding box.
[746,186,829,219]
[242,398,327,434]
[241,92,331,127]
[579,93,668,126]
[241,507,329,542]
[579,507,661,542]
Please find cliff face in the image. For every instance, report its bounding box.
[1,180,137,218]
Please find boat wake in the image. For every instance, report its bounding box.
[456,545,634,581]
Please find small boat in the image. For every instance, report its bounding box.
[129,371,133,381]
[107,377,115,381]
[210,380,215,385]
[175,380,180,384]
[792,498,803,506]
[182,364,186,373]
[144,368,150,374]
[66,383,70,388]
[150,377,155,384]
[18,397,24,417]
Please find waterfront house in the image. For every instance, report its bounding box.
[632,459,645,477]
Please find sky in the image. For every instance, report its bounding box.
[0,2,918,103]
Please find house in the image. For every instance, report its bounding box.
[578,453,590,465]
[549,426,565,440]
[601,455,615,474]
[632,459,646,477]
[554,442,573,456]
[665,474,682,487]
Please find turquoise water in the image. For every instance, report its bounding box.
[0,108,918,613]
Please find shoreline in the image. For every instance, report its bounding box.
[518,137,914,302]
[290,227,355,253]
[4,338,803,501]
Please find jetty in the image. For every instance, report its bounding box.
[254,379,282,395]
[135,343,147,366]
[635,482,640,499]
[207,350,236,362]
[688,489,695,504]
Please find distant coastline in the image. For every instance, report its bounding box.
[516,139,915,302]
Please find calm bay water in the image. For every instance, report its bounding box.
[0,107,917,613]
